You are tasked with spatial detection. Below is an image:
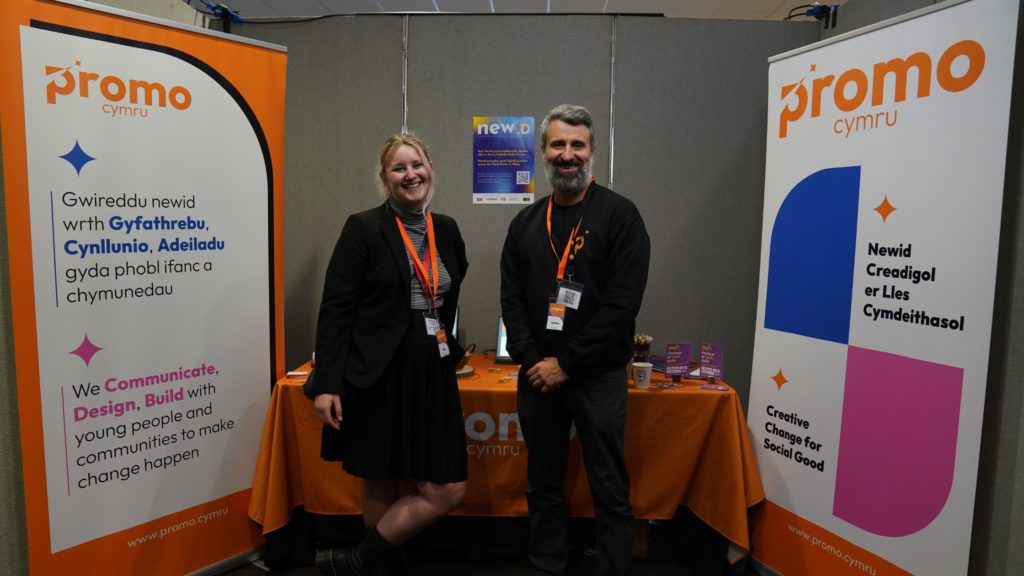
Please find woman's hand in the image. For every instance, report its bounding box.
[314,393,343,430]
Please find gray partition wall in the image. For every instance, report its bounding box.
[240,14,820,410]
[405,14,614,365]
[241,16,405,369]
[615,17,819,407]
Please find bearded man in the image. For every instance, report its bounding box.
[500,103,651,576]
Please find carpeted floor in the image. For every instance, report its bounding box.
[223,510,758,576]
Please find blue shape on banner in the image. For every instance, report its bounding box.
[60,140,95,175]
[765,166,860,344]
[70,334,103,366]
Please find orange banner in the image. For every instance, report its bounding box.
[752,501,912,576]
[1,1,285,573]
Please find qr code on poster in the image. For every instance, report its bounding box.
[516,171,531,185]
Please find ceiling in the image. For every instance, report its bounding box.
[199,0,847,22]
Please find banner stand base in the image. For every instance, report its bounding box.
[748,557,782,576]
[187,548,261,576]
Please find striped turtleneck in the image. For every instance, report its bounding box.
[388,197,451,310]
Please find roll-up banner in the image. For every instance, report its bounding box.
[0,0,286,573]
[748,0,1018,574]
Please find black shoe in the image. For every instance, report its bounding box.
[317,527,398,576]
[387,547,413,576]
[316,547,357,576]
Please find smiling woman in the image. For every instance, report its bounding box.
[380,139,434,209]
[310,132,469,575]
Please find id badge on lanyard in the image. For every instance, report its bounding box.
[544,185,590,331]
[555,279,584,310]
[395,213,448,358]
[424,311,450,357]
[546,300,566,331]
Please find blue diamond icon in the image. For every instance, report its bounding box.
[60,140,96,175]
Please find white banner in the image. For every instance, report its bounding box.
[748,1,1019,574]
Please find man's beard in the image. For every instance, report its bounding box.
[545,157,591,193]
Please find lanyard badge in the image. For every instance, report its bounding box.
[423,311,449,357]
[395,213,439,307]
[435,327,450,357]
[556,279,584,310]
[396,213,449,357]
[545,190,588,330]
[546,300,566,331]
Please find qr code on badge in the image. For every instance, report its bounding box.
[560,289,578,307]
[516,171,531,185]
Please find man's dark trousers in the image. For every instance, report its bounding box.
[517,368,634,576]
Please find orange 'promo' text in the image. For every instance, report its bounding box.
[778,39,985,139]
[45,62,193,117]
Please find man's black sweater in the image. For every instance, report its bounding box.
[500,182,651,377]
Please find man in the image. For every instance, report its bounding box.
[500,104,651,576]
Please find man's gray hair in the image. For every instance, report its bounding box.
[540,104,595,149]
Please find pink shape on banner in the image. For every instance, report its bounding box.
[70,334,103,366]
[833,346,962,537]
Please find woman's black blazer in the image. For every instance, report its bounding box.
[310,202,468,398]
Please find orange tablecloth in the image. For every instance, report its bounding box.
[248,355,764,553]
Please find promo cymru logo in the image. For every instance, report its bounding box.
[45,60,193,118]
[778,39,985,139]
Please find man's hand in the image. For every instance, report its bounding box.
[527,357,568,393]
[314,393,342,430]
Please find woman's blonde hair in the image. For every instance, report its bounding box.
[377,132,435,209]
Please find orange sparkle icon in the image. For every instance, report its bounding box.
[772,369,788,390]
[874,196,897,222]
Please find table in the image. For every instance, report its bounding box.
[248,355,764,556]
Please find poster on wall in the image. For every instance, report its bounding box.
[0,0,286,573]
[472,115,535,204]
[747,0,1018,574]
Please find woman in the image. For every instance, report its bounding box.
[311,133,468,576]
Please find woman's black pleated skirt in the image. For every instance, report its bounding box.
[337,312,467,484]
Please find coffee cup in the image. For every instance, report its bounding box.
[632,362,653,390]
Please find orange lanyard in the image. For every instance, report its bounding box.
[395,213,438,309]
[546,181,591,282]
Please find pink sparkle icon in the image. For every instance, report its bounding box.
[70,334,103,366]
